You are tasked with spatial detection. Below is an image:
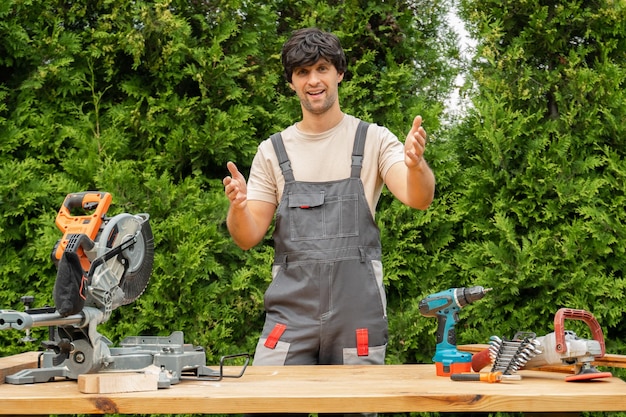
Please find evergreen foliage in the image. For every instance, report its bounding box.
[448,0,626,369]
[2,0,625,415]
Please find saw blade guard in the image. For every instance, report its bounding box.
[87,212,154,316]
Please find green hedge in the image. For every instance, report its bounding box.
[2,1,626,416]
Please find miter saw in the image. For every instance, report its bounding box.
[472,308,612,381]
[0,192,248,387]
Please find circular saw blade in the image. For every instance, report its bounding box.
[98,213,154,305]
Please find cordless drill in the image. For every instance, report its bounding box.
[418,286,491,376]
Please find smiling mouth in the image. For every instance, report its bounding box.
[307,90,325,97]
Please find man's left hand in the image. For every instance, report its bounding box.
[405,115,427,169]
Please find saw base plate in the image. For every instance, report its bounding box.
[565,370,613,382]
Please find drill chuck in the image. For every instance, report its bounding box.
[456,286,491,307]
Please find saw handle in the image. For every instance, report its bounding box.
[53,192,112,272]
[60,191,111,216]
[554,308,605,357]
[55,192,112,240]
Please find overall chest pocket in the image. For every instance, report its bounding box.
[287,192,359,241]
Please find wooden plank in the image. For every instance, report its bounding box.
[2,364,626,414]
[78,372,159,394]
[0,352,40,384]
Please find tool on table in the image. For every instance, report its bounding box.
[0,192,249,388]
[472,308,611,382]
[450,371,522,383]
[419,286,491,376]
[471,332,542,375]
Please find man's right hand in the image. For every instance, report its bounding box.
[223,161,276,250]
[223,161,248,209]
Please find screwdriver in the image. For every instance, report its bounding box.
[450,372,522,383]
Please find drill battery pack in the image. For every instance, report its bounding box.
[436,359,472,377]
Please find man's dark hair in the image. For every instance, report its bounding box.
[281,28,347,83]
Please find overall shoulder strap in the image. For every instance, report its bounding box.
[351,120,370,178]
[270,133,295,182]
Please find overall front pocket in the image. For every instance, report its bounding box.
[288,191,359,241]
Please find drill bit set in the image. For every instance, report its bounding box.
[488,332,542,375]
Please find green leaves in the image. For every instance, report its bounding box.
[450,0,626,354]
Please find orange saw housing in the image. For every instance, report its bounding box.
[53,192,112,272]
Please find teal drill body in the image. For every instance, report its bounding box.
[419,286,490,375]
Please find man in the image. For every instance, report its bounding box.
[223,27,434,414]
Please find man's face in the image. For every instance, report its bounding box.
[289,59,344,115]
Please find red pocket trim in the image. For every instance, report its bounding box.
[356,328,369,356]
[264,323,287,349]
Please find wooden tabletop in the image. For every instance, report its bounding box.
[1,361,626,414]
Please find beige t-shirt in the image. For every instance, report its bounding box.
[247,114,405,217]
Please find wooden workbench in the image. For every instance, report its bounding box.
[1,357,626,415]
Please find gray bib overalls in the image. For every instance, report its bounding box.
[253,121,388,367]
